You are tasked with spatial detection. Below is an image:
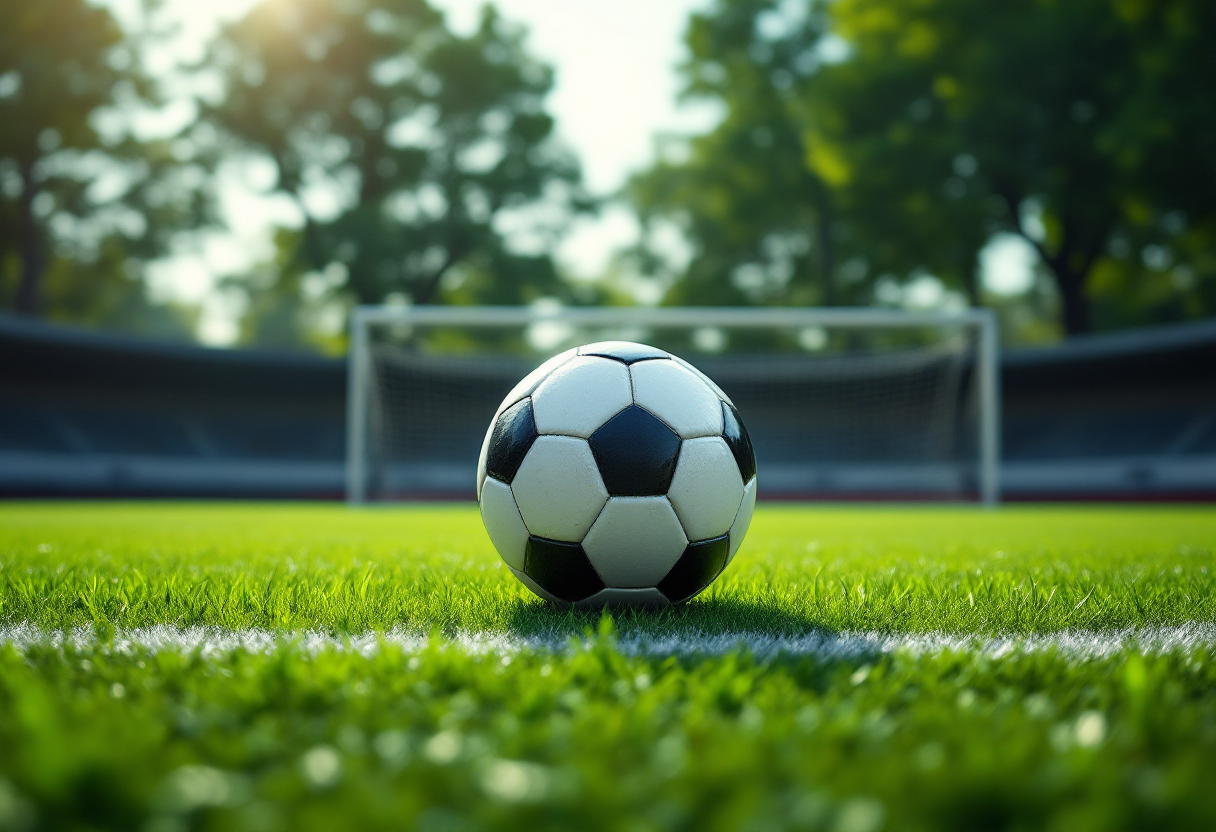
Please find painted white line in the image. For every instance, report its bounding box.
[1,622,1214,659]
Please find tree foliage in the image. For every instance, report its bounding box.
[634,0,1216,335]
[816,0,1216,334]
[0,0,206,336]
[629,1,845,308]
[209,0,590,316]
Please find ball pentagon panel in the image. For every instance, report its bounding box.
[477,396,538,500]
[589,404,681,496]
[531,356,632,437]
[507,565,563,605]
[484,398,538,484]
[667,436,745,540]
[722,401,757,484]
[630,359,724,438]
[523,537,605,603]
[657,534,731,604]
[510,435,608,542]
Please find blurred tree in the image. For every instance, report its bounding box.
[0,0,207,336]
[628,0,845,309]
[807,0,1216,334]
[628,0,990,312]
[209,0,590,316]
[231,227,349,354]
[637,0,1216,336]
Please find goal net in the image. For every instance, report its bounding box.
[347,307,1000,504]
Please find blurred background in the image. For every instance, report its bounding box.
[2,0,1214,500]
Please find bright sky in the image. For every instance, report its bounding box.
[113,0,1033,344]
[441,0,720,282]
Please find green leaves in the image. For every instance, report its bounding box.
[0,0,206,329]
[633,0,1216,336]
[208,0,588,318]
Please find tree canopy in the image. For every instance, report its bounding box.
[2,0,591,347]
[0,0,207,337]
[633,0,1216,335]
[209,0,590,323]
[629,1,845,309]
[4,0,1214,345]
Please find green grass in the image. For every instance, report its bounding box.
[2,503,1213,634]
[1,502,1215,831]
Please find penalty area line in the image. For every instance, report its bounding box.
[0,622,1214,659]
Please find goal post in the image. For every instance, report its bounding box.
[346,305,1001,506]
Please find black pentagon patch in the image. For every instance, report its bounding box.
[722,401,756,484]
[579,340,669,364]
[657,534,730,604]
[524,537,605,603]
[486,398,538,484]
[589,404,682,496]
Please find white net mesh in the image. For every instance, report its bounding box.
[353,313,989,501]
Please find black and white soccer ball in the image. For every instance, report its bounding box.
[477,341,757,607]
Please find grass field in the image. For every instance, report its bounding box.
[1,503,1214,831]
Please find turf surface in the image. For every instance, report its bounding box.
[1,502,1214,831]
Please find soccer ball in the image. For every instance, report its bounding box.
[477,341,757,607]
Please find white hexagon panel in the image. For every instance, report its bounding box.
[727,476,758,565]
[478,477,530,570]
[667,436,745,541]
[581,496,689,587]
[510,435,608,542]
[493,348,577,420]
[531,356,633,437]
[671,354,733,406]
[630,359,724,438]
[476,424,492,501]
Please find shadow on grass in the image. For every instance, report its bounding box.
[505,592,835,642]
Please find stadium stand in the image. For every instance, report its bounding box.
[0,315,345,498]
[1002,318,1216,499]
[1,313,1213,500]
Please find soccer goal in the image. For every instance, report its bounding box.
[346,306,1000,505]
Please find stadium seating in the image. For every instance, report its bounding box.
[0,315,345,498]
[1000,319,1216,498]
[1,313,1213,500]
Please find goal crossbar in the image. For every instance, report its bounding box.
[346,306,1001,505]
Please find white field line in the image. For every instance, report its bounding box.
[0,622,1214,660]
